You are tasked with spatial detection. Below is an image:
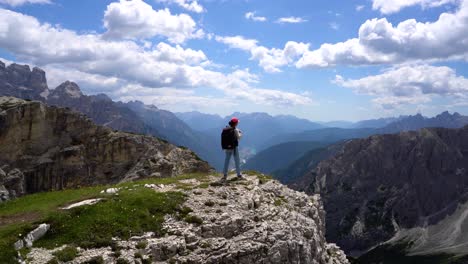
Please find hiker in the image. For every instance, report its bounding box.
[221,117,244,182]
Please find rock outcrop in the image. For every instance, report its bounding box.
[303,125,468,256]
[25,174,349,264]
[0,97,212,199]
[0,62,48,101]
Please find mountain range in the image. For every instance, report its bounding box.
[0,60,227,169]
[293,125,468,262]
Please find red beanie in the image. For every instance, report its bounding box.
[230,117,239,124]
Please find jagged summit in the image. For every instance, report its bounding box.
[0,60,49,100]
[51,81,83,98]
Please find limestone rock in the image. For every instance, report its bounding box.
[25,175,349,264]
[15,223,50,250]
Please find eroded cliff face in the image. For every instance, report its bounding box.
[0,97,212,199]
[306,126,468,255]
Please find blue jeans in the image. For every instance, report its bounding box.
[223,147,241,177]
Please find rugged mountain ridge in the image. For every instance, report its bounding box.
[0,97,212,200]
[301,125,468,256]
[0,60,223,169]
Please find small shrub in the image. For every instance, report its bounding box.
[53,246,78,262]
[184,215,203,225]
[141,257,153,264]
[136,241,148,249]
[204,200,215,207]
[199,241,211,248]
[134,252,143,259]
[176,206,193,220]
[113,250,122,258]
[198,183,210,189]
[116,259,130,264]
[84,256,104,264]
[258,174,273,184]
[110,241,122,252]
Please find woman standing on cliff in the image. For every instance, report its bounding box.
[221,117,244,182]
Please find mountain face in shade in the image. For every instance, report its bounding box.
[299,125,468,257]
[243,141,328,175]
[273,142,346,185]
[46,81,156,136]
[0,61,49,100]
[0,97,212,198]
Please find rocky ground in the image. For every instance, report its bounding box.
[23,174,349,264]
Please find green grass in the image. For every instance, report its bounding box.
[136,241,148,249]
[0,223,33,263]
[184,215,203,225]
[257,174,273,184]
[35,189,185,249]
[53,246,78,262]
[0,186,102,218]
[0,173,207,262]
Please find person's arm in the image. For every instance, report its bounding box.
[235,128,243,140]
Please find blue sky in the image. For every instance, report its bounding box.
[0,0,467,121]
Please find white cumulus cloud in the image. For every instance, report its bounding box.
[297,0,468,68]
[216,35,309,73]
[245,11,267,22]
[155,0,204,13]
[0,8,312,108]
[0,0,50,6]
[275,16,307,24]
[335,65,468,109]
[103,0,204,43]
[372,0,458,14]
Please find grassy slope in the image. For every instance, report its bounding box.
[0,173,210,263]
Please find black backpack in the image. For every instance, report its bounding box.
[221,127,238,149]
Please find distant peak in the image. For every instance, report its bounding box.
[0,60,5,68]
[93,93,112,102]
[54,81,83,98]
[8,63,30,72]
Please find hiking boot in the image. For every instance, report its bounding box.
[237,174,246,180]
[219,176,228,185]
